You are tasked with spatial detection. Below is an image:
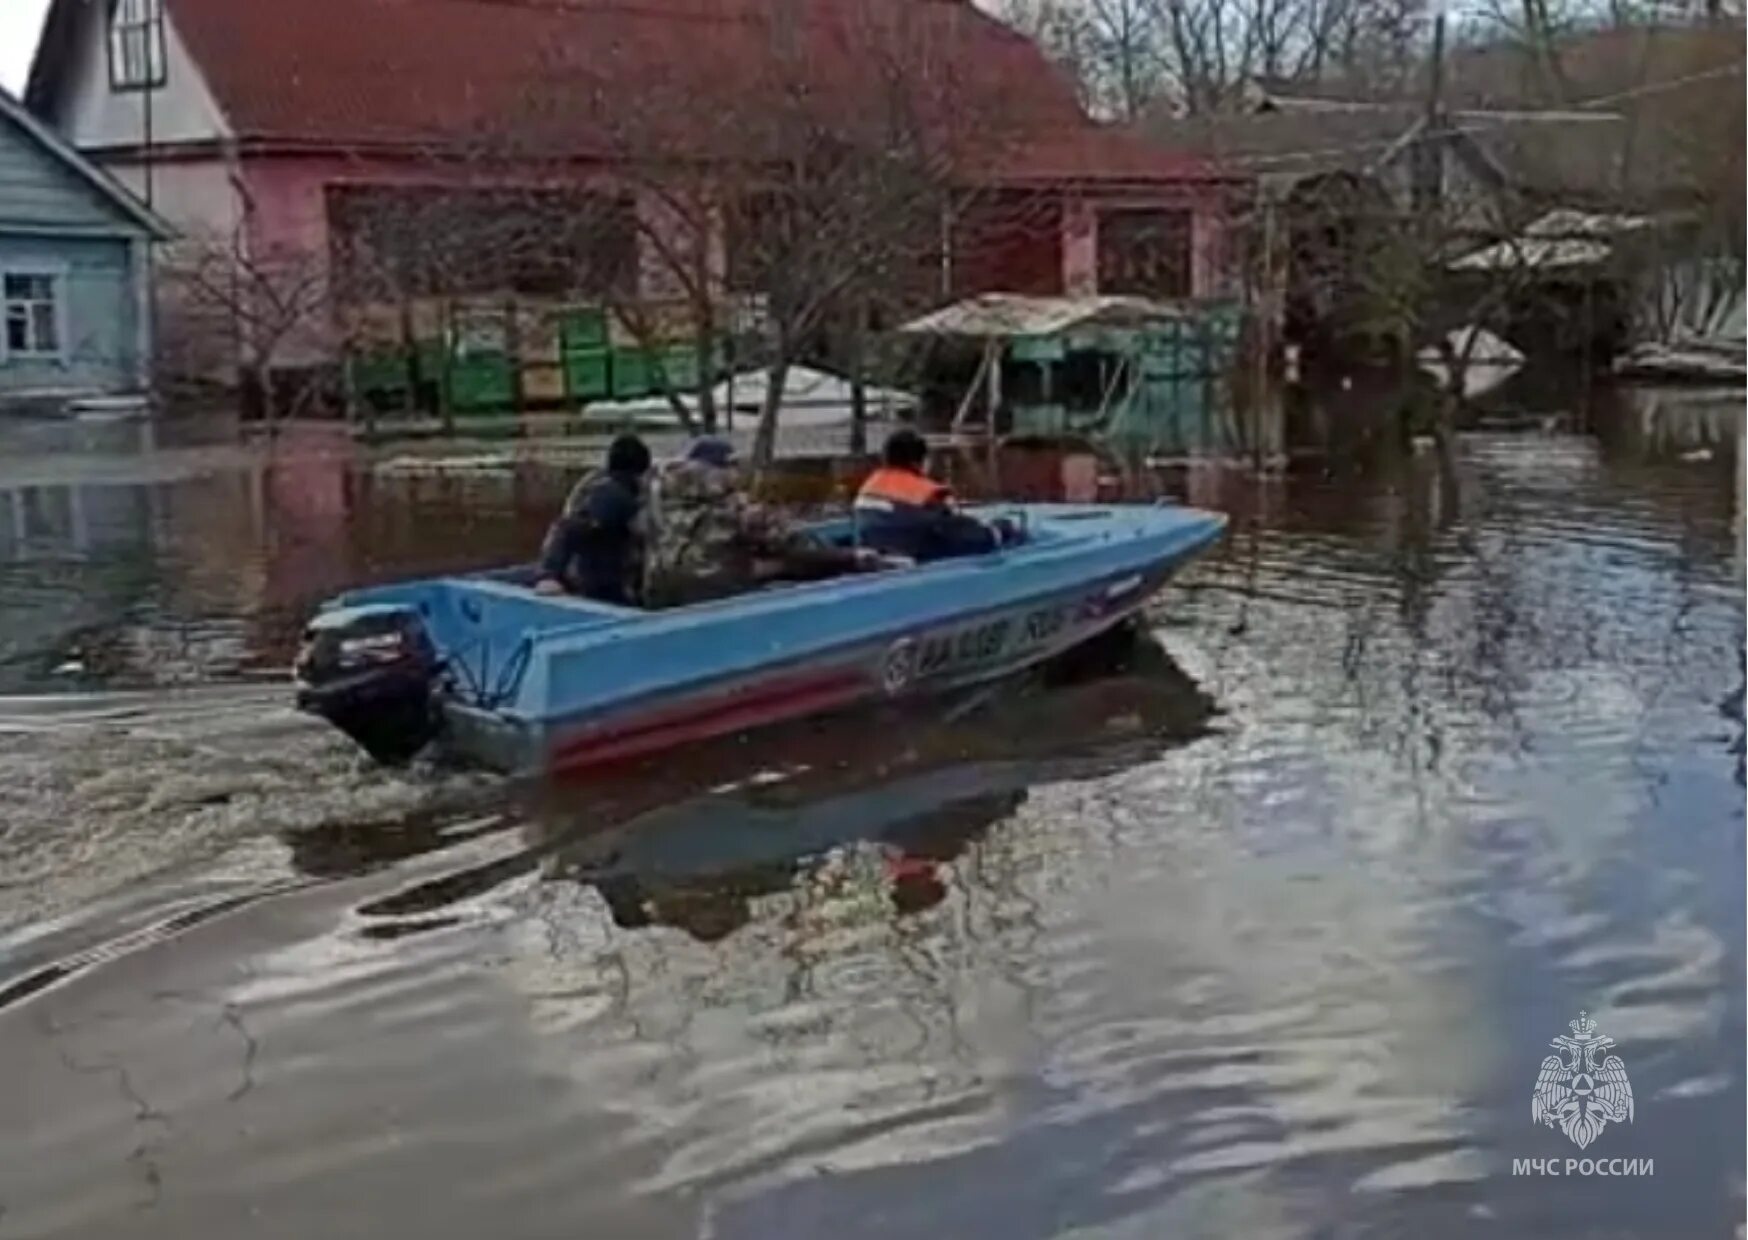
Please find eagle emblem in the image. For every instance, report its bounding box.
[1532,1011,1634,1149]
[879,638,916,696]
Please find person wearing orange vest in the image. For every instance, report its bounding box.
[854,429,1013,562]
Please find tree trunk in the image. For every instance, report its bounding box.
[696,314,718,435]
[659,383,700,435]
[848,301,868,457]
[1431,344,1464,525]
[613,298,698,434]
[253,360,276,439]
[1430,401,1461,526]
[751,352,790,468]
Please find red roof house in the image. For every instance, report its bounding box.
[26,0,1240,378]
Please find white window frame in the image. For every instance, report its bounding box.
[108,0,167,92]
[1,264,72,367]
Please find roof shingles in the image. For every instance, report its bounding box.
[116,0,1217,185]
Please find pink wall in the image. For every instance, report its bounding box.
[1076,184,1236,300]
[636,195,724,304]
[1061,198,1098,297]
[236,155,722,365]
[237,155,649,365]
[152,151,1241,372]
[236,158,346,366]
[1192,207,1229,298]
[95,157,246,251]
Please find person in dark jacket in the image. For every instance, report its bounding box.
[853,429,1011,562]
[535,433,652,603]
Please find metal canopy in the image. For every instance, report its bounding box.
[897,293,1191,340]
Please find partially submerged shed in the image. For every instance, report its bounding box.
[897,293,1244,455]
[1446,208,1745,355]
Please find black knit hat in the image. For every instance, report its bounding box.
[882,428,928,468]
[606,433,652,476]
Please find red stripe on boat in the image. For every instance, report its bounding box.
[548,667,870,772]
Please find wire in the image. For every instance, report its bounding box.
[1574,61,1745,108]
[1202,59,1745,170]
[443,638,487,704]
[489,637,534,707]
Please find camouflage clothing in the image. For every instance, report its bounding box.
[642,458,811,606]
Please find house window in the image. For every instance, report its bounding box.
[325,185,637,301]
[2,273,65,361]
[726,192,792,295]
[108,0,167,91]
[1098,209,1194,298]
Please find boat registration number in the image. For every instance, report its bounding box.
[909,600,1078,681]
[886,578,1144,693]
[914,618,1011,678]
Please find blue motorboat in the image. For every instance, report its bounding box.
[291,502,1227,775]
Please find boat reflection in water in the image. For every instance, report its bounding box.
[287,627,1210,945]
[525,627,1216,942]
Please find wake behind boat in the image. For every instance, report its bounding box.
[292,501,1227,775]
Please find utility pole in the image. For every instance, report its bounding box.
[1252,178,1272,471]
[1426,11,1446,127]
[1416,10,1447,220]
[142,3,160,405]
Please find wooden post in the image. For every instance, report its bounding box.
[397,296,419,429]
[363,371,379,443]
[130,239,154,399]
[7,488,26,547]
[1426,12,1446,128]
[938,204,953,300]
[68,484,89,554]
[1254,185,1274,470]
[985,339,1002,435]
[435,298,454,437]
[848,297,869,457]
[506,295,521,439]
[247,461,266,541]
[141,14,158,408]
[951,339,995,434]
[1418,13,1447,220]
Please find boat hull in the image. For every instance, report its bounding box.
[296,503,1228,776]
[536,562,1170,773]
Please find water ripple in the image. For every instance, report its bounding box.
[0,423,1739,1238]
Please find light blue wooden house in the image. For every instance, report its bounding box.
[0,86,171,410]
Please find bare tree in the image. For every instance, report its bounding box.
[160,185,330,426]
[997,0,1112,113]
[152,0,1047,449]
[1005,0,1168,118]
[518,0,1044,465]
[996,0,1428,117]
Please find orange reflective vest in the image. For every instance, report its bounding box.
[854,467,951,510]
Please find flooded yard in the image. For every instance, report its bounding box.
[0,396,1741,1238]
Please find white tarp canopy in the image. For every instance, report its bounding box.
[1449,209,1656,273]
[1417,326,1526,398]
[584,364,914,429]
[897,293,1186,339]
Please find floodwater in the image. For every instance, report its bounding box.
[0,393,1741,1239]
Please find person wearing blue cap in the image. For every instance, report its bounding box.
[643,436,897,607]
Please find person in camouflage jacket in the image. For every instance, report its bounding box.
[643,438,891,607]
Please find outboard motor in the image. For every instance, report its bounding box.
[293,604,443,765]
